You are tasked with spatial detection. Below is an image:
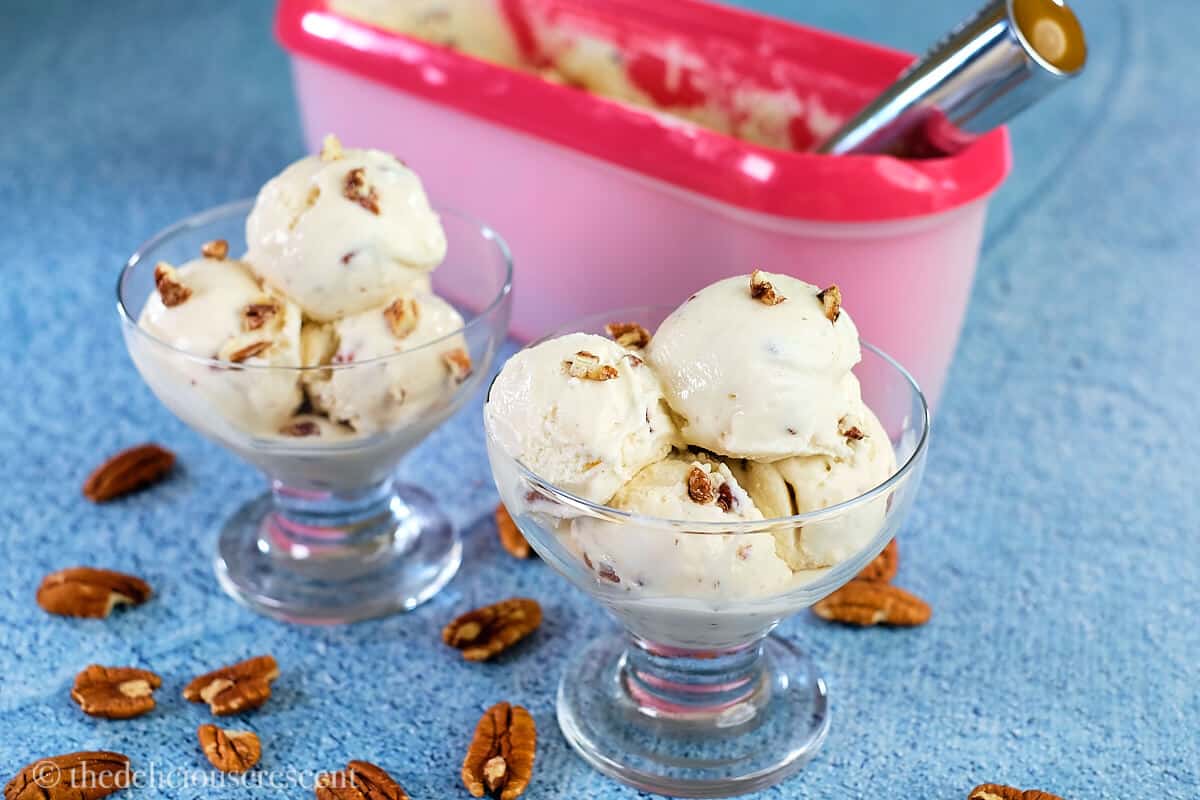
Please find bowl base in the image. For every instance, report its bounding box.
[214,482,461,624]
[557,633,830,798]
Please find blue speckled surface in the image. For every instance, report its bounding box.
[2,1,1198,797]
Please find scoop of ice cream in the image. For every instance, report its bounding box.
[731,403,896,569]
[485,333,676,504]
[245,136,447,322]
[569,456,795,598]
[331,0,524,67]
[302,290,470,435]
[135,253,303,433]
[647,271,862,462]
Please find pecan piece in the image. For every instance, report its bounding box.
[444,598,542,662]
[495,503,532,559]
[37,568,151,618]
[280,420,321,437]
[812,579,931,627]
[383,297,420,339]
[856,539,898,583]
[715,482,735,512]
[226,340,271,363]
[71,665,162,719]
[183,655,279,716]
[462,702,536,800]
[749,270,785,305]
[562,350,618,381]
[200,239,229,260]
[4,751,131,800]
[316,760,409,800]
[320,133,344,162]
[604,321,651,349]
[817,285,842,322]
[686,467,714,504]
[343,167,380,215]
[242,302,279,331]
[154,262,192,307]
[969,785,1064,800]
[82,443,175,503]
[442,348,473,383]
[198,724,261,774]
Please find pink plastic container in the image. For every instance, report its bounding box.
[277,0,1011,408]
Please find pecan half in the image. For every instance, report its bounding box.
[749,270,785,305]
[443,348,473,383]
[37,568,151,619]
[563,351,618,381]
[183,655,279,716]
[71,665,162,719]
[5,752,131,800]
[316,760,409,800]
[343,167,380,215]
[242,302,279,331]
[462,702,536,800]
[812,579,930,627]
[154,262,192,307]
[856,539,899,583]
[320,133,344,162]
[226,340,271,363]
[444,598,542,662]
[82,443,175,503]
[201,239,229,260]
[817,285,842,322]
[495,504,532,559]
[383,297,420,339]
[198,724,261,774]
[969,785,1063,800]
[686,467,714,504]
[604,321,651,349]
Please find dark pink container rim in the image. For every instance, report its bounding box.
[276,0,1012,223]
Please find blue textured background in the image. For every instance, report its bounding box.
[2,1,1197,798]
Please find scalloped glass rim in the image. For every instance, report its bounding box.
[116,198,514,373]
[485,329,929,534]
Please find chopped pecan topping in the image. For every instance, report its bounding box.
[71,665,162,719]
[4,751,131,800]
[316,760,409,800]
[563,351,618,381]
[226,341,271,363]
[200,239,229,260]
[153,262,192,307]
[604,321,651,349]
[343,167,380,215]
[443,348,473,383]
[198,725,261,774]
[383,297,420,339]
[715,482,735,512]
[462,702,536,800]
[596,563,620,584]
[443,598,542,662]
[242,302,279,331]
[624,353,644,367]
[857,539,899,583]
[495,503,532,559]
[280,420,321,437]
[686,467,715,504]
[83,443,175,503]
[969,785,1063,800]
[838,416,866,440]
[320,133,344,162]
[817,285,842,322]
[812,580,931,627]
[37,567,151,619]
[183,655,279,716]
[749,270,785,305]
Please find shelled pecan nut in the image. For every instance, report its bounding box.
[4,751,131,800]
[37,567,151,618]
[198,724,261,774]
[856,539,899,583]
[183,655,279,715]
[444,599,542,662]
[462,702,536,800]
[82,443,175,503]
[71,665,162,719]
[494,504,532,559]
[315,760,409,800]
[812,579,931,627]
[969,785,1064,800]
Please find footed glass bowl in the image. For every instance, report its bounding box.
[119,199,512,623]
[485,306,929,797]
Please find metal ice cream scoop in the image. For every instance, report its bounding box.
[818,0,1087,157]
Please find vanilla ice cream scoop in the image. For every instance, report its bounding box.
[136,250,303,433]
[303,290,471,435]
[731,403,896,569]
[647,271,862,462]
[245,136,447,322]
[485,332,676,504]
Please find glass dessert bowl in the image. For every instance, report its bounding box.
[119,199,512,624]
[485,306,929,798]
